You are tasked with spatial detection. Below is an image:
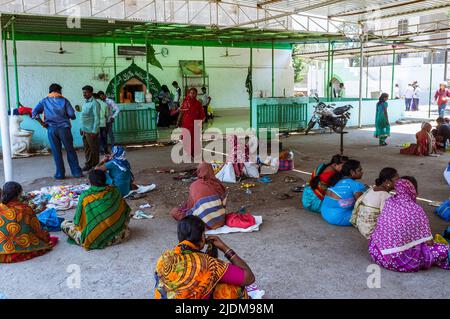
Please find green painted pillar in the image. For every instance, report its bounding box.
[323,60,327,97]
[249,43,253,128]
[330,42,334,101]
[428,52,433,118]
[145,35,150,94]
[390,46,396,98]
[113,38,118,103]
[326,40,331,100]
[11,20,19,108]
[365,56,369,98]
[202,43,206,86]
[271,40,275,97]
[3,30,10,112]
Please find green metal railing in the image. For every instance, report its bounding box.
[113,108,158,144]
[257,102,308,131]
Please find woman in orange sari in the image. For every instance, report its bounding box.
[155,216,255,299]
[0,182,57,263]
[179,88,205,159]
[400,122,436,156]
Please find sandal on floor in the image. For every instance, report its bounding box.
[292,186,305,193]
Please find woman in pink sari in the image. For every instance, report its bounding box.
[171,163,227,230]
[369,177,450,272]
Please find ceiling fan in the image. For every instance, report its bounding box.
[220,48,240,58]
[47,39,72,55]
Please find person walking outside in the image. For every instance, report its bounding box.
[200,86,212,123]
[97,91,120,152]
[404,83,414,111]
[434,82,450,118]
[338,83,346,98]
[172,81,182,109]
[79,85,101,171]
[374,93,390,146]
[32,83,82,180]
[412,83,421,111]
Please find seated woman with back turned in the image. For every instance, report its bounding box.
[320,160,367,226]
[155,215,255,299]
[61,170,131,250]
[369,176,450,272]
[400,122,436,156]
[351,167,399,239]
[302,154,348,213]
[0,182,58,263]
[171,162,227,230]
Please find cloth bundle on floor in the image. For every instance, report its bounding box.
[225,212,256,229]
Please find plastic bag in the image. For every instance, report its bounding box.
[259,157,279,175]
[37,208,64,232]
[435,200,450,221]
[444,165,450,186]
[243,162,259,178]
[215,163,237,183]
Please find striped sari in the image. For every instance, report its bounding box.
[61,185,131,250]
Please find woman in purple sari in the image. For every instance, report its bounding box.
[369,177,450,272]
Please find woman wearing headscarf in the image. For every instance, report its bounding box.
[374,93,390,146]
[400,122,436,156]
[157,85,173,128]
[61,170,131,250]
[302,154,348,213]
[179,88,205,159]
[97,145,134,197]
[155,215,255,299]
[170,162,227,230]
[0,182,58,263]
[369,177,450,272]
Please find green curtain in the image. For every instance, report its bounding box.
[146,43,163,70]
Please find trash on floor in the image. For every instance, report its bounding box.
[139,203,153,209]
[133,210,154,220]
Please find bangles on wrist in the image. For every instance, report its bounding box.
[224,249,237,261]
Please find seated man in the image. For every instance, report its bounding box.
[433,117,450,149]
[61,170,131,250]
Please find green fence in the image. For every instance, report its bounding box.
[257,102,308,131]
[113,108,158,144]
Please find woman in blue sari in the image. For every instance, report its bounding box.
[374,93,390,146]
[321,159,367,226]
[97,146,134,197]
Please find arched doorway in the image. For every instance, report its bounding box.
[105,63,161,102]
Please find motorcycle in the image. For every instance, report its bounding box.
[304,94,353,135]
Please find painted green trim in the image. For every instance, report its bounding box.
[202,44,206,86]
[11,21,19,108]
[428,53,433,118]
[3,31,10,112]
[390,47,395,98]
[271,40,275,98]
[113,39,118,103]
[249,44,253,128]
[11,33,293,50]
[330,43,334,101]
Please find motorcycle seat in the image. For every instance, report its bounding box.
[333,106,351,115]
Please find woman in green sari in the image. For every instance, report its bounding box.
[374,93,390,146]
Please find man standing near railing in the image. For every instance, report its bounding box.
[78,85,101,171]
[97,91,120,153]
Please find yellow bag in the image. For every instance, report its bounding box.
[434,234,449,246]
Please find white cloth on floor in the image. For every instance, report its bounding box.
[205,216,262,235]
[246,284,265,299]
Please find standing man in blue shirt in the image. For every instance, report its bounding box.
[32,83,83,179]
[79,85,101,171]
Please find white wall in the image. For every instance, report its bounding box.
[7,41,294,110]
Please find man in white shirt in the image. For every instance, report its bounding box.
[404,83,414,111]
[412,84,421,111]
[98,91,120,151]
[200,86,211,123]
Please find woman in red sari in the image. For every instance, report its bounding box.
[179,88,205,159]
[400,122,436,156]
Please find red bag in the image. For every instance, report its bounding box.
[225,212,256,229]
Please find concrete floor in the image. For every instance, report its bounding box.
[0,122,449,299]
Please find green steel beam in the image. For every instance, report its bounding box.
[330,42,334,101]
[250,43,253,128]
[113,37,118,103]
[11,20,19,108]
[390,46,396,98]
[202,43,206,86]
[3,30,10,112]
[428,52,433,118]
[272,40,275,98]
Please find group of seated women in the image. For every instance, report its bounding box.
[302,154,450,273]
